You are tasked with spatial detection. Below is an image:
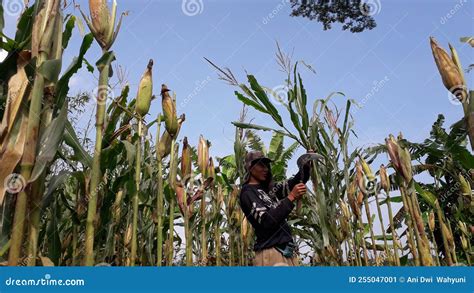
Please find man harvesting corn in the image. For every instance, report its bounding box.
[239,151,313,266]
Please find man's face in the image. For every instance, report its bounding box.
[249,161,269,182]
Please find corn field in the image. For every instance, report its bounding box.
[0,1,472,267]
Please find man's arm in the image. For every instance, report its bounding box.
[271,164,311,200]
[240,187,295,230]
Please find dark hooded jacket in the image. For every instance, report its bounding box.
[239,165,310,251]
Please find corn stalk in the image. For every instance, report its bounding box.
[9,0,61,266]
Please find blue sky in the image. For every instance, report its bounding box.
[3,0,473,169]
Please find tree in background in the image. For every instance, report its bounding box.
[290,0,377,33]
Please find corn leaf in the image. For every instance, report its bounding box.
[56,33,94,109]
[247,75,283,127]
[62,15,76,49]
[231,121,292,139]
[297,73,309,133]
[46,211,61,265]
[29,101,68,183]
[41,171,70,212]
[13,6,34,47]
[288,100,308,148]
[64,120,93,168]
[104,85,129,147]
[235,91,267,114]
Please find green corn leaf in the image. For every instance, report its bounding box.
[247,75,283,127]
[14,6,34,46]
[64,120,93,168]
[41,171,70,212]
[342,100,352,137]
[231,122,293,140]
[297,73,309,134]
[62,15,76,49]
[122,140,137,169]
[56,33,94,109]
[104,85,130,147]
[47,209,62,265]
[235,91,268,114]
[288,100,307,148]
[29,102,68,183]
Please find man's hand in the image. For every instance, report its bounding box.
[288,183,307,202]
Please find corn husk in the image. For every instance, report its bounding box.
[449,43,466,84]
[347,180,359,217]
[379,164,390,193]
[458,174,471,200]
[460,235,468,250]
[458,221,468,235]
[135,59,153,117]
[89,0,110,39]
[339,198,350,220]
[442,222,454,248]
[359,156,375,181]
[356,162,366,193]
[430,37,467,102]
[398,146,413,182]
[157,114,185,159]
[181,137,192,182]
[161,84,178,137]
[356,191,364,207]
[125,224,132,247]
[197,135,209,176]
[386,135,401,173]
[208,157,215,181]
[428,211,435,232]
[242,217,248,242]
